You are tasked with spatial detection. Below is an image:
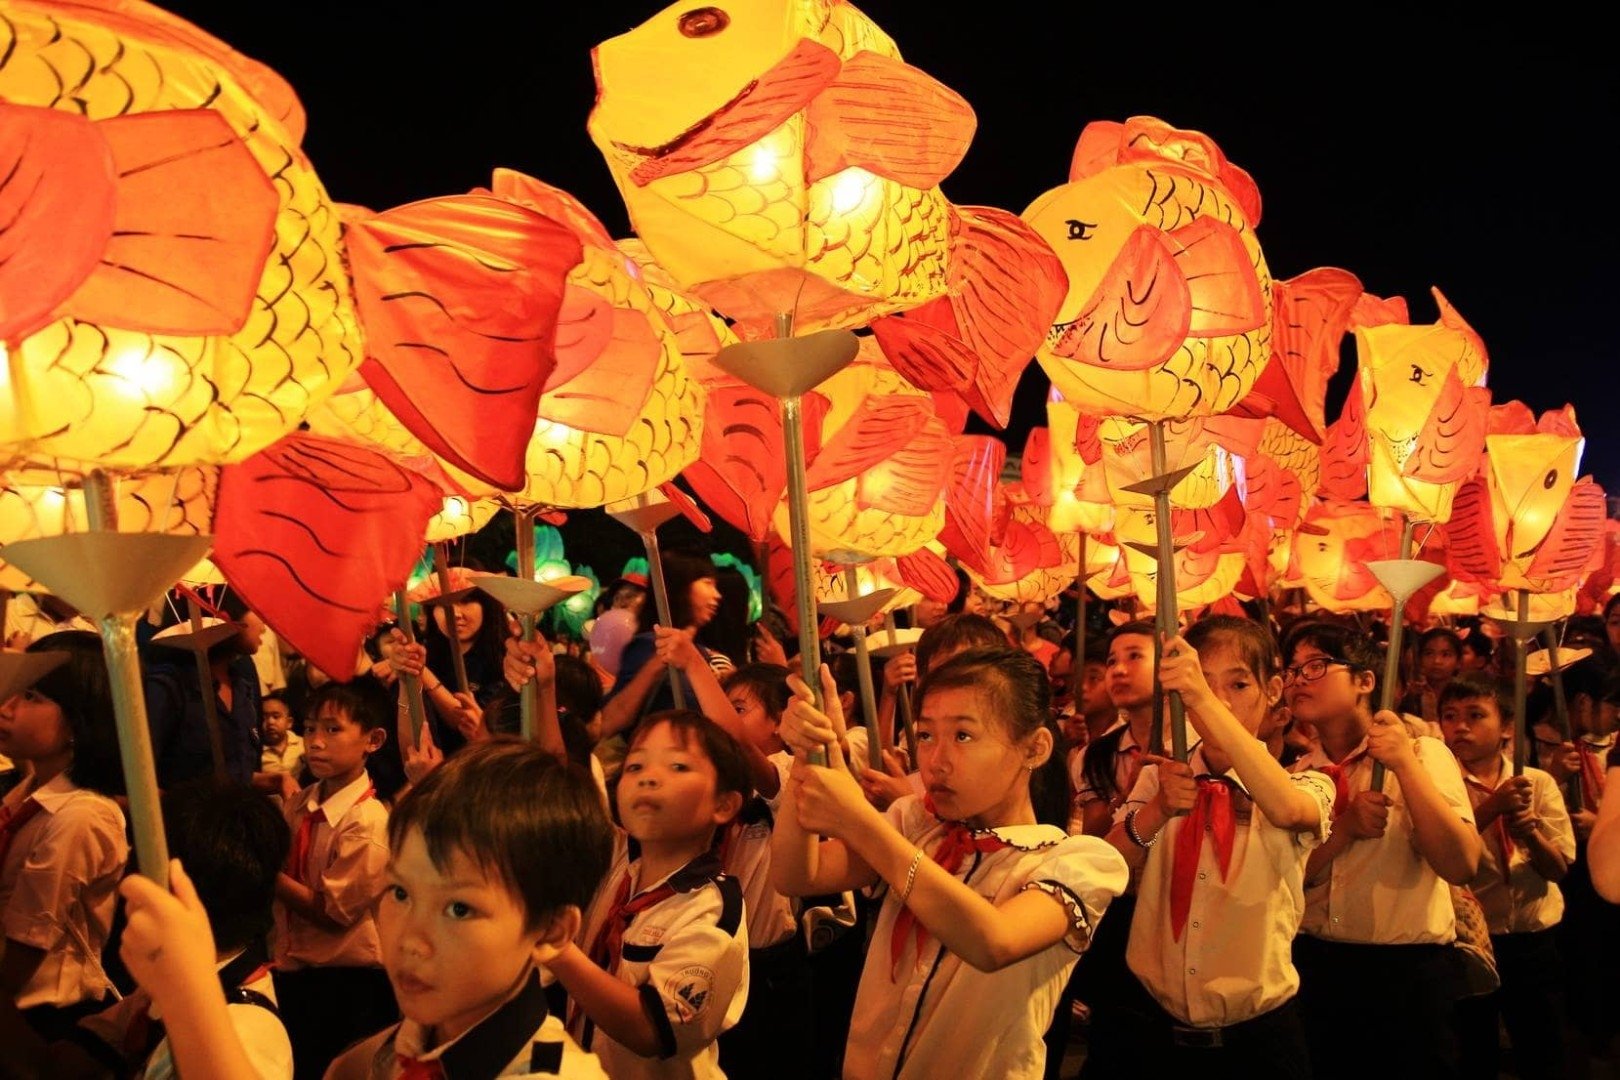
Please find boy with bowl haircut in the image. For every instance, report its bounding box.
[119,738,617,1079]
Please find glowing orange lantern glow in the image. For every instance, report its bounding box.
[1023,116,1273,421]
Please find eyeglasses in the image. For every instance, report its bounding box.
[1281,658,1352,687]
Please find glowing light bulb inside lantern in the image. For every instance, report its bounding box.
[104,344,181,401]
[534,419,576,448]
[748,143,781,184]
[830,169,875,216]
[535,559,572,584]
[445,496,468,517]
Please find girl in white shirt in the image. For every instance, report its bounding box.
[771,647,1128,1080]
[0,631,129,1049]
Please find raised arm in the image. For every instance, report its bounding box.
[656,626,779,798]
[1158,635,1323,831]
[1368,712,1481,885]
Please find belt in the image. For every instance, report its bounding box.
[1170,1025,1223,1048]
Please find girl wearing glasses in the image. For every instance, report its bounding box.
[1281,620,1481,1080]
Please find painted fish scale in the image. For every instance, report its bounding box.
[806,178,949,307]
[1259,420,1321,505]
[0,5,361,470]
[659,125,807,265]
[519,322,703,511]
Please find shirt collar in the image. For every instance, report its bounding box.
[303,770,372,819]
[1187,743,1241,789]
[1460,753,1513,788]
[393,967,550,1075]
[22,771,80,813]
[1297,734,1370,770]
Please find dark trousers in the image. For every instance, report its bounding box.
[1293,936,1459,1080]
[1073,893,1137,1080]
[273,965,399,1080]
[1115,992,1311,1079]
[719,935,814,1080]
[1453,929,1566,1080]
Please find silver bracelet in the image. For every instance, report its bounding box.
[1124,807,1157,849]
[898,848,925,904]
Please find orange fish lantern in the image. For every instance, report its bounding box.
[1115,507,1244,613]
[1357,289,1491,524]
[1099,415,1253,515]
[588,0,965,337]
[0,0,364,473]
[1291,499,1433,614]
[1447,403,1606,611]
[1023,117,1272,422]
[769,342,954,561]
[489,173,705,509]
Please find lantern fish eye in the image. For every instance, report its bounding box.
[1065,219,1097,241]
[1408,365,1428,385]
[1543,469,1559,489]
[678,6,730,36]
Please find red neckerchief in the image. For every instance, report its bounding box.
[1462,771,1517,881]
[396,1056,446,1079]
[568,868,679,1039]
[0,797,43,866]
[888,797,1011,980]
[1313,746,1368,817]
[1168,777,1239,941]
[284,784,373,886]
[1578,743,1607,807]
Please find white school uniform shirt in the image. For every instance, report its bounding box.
[574,834,750,1080]
[720,752,797,950]
[1459,757,1576,934]
[273,772,389,969]
[328,970,606,1080]
[1121,746,1335,1028]
[1289,733,1473,944]
[0,773,127,1008]
[1071,719,1142,812]
[844,796,1128,1080]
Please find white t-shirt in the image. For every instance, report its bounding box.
[574,834,750,1080]
[843,796,1128,1080]
[720,751,797,949]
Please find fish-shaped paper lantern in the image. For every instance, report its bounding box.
[769,344,953,561]
[1042,393,1115,535]
[1292,500,1407,613]
[1023,116,1273,421]
[0,0,363,471]
[1447,404,1607,600]
[1358,289,1490,523]
[491,173,705,509]
[588,0,967,337]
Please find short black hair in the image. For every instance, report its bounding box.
[1281,620,1382,700]
[303,678,390,734]
[915,613,1005,676]
[723,663,792,720]
[1417,627,1463,657]
[28,632,123,797]
[1438,674,1513,723]
[163,777,289,951]
[628,709,753,809]
[552,654,603,771]
[389,739,614,930]
[1107,620,1158,650]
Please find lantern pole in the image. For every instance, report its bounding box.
[1514,590,1532,777]
[394,589,430,746]
[708,315,859,767]
[183,594,228,778]
[844,568,883,770]
[607,494,688,711]
[1136,420,1188,763]
[512,506,541,741]
[2,469,217,888]
[431,542,471,697]
[883,611,919,764]
[1542,624,1582,811]
[1365,517,1443,792]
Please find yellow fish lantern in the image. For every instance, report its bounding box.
[1023,116,1273,421]
[0,0,362,471]
[1098,415,1254,515]
[488,173,705,510]
[1115,506,1244,613]
[771,343,954,561]
[1358,289,1491,524]
[1,468,216,593]
[588,0,971,338]
[1447,403,1607,601]
[1292,500,1407,613]
[1043,393,1115,535]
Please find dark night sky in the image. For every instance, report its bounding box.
[166,2,1619,495]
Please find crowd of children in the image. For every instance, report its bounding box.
[2,559,1619,1079]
